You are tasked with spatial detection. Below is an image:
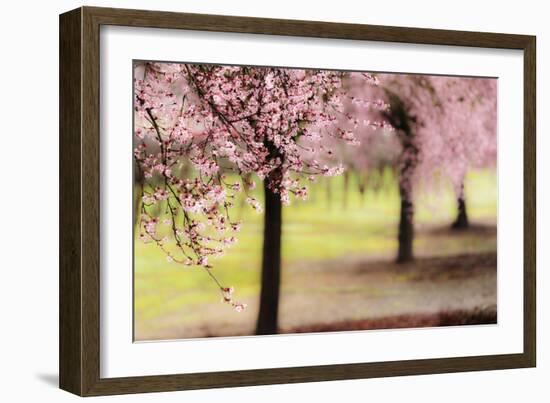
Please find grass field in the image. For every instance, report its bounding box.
[134,169,497,340]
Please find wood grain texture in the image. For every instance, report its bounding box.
[81,6,102,396]
[85,6,532,49]
[59,8,83,396]
[59,6,537,396]
[523,38,536,367]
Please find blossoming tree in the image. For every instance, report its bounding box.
[428,77,497,229]
[347,74,496,262]
[134,62,384,333]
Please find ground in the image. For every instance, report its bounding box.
[135,225,496,340]
[134,170,497,341]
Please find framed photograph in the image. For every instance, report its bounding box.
[59,6,536,396]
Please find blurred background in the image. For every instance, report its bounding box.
[134,168,496,341]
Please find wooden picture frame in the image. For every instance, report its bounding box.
[59,6,536,396]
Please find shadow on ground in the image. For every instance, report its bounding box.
[138,248,497,340]
[285,306,496,334]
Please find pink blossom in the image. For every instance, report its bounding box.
[245,197,263,213]
[154,188,169,201]
[134,61,386,309]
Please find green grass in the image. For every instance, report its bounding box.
[134,169,497,335]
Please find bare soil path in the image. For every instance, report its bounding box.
[141,250,496,340]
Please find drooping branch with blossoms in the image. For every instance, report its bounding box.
[133,62,386,311]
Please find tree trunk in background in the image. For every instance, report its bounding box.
[309,176,317,203]
[134,191,142,231]
[326,178,333,209]
[397,178,414,263]
[239,172,252,212]
[342,170,350,209]
[133,160,144,232]
[256,180,283,335]
[452,182,469,230]
[358,172,367,206]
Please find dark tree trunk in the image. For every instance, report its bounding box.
[133,160,144,232]
[452,183,469,230]
[382,93,417,264]
[133,191,142,231]
[256,181,282,335]
[395,136,416,264]
[397,180,414,263]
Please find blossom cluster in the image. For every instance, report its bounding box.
[133,62,385,309]
[339,73,497,197]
